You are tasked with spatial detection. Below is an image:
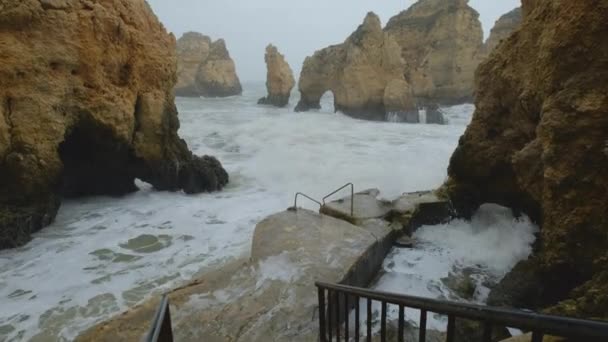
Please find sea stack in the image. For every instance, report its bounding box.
[446,0,608,319]
[258,44,295,107]
[295,12,417,121]
[482,7,522,57]
[175,32,242,97]
[0,0,228,249]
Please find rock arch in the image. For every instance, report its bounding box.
[295,12,418,121]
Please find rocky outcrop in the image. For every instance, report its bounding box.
[257,44,295,107]
[446,0,608,320]
[384,0,484,105]
[175,32,242,97]
[482,7,522,57]
[0,0,228,249]
[295,12,418,121]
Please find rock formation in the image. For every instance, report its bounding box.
[175,32,242,97]
[295,12,418,121]
[384,0,484,105]
[446,0,608,320]
[258,44,295,107]
[482,7,522,57]
[0,0,228,249]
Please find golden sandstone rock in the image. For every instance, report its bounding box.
[258,44,295,107]
[0,0,228,249]
[295,12,416,121]
[447,0,608,320]
[175,32,242,97]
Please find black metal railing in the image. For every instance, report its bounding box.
[145,295,174,342]
[316,281,608,342]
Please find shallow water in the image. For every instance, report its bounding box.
[1,83,480,341]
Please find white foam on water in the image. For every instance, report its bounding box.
[0,83,473,341]
[368,204,539,331]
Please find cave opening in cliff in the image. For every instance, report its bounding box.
[58,119,138,198]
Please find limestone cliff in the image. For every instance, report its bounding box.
[384,0,484,105]
[0,0,228,249]
[295,12,418,122]
[175,32,242,97]
[447,0,608,319]
[482,7,522,57]
[258,44,295,107]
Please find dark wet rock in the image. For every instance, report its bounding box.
[425,103,446,125]
[441,270,477,300]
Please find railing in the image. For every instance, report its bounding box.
[145,295,174,342]
[322,183,354,217]
[316,281,608,342]
[291,183,355,217]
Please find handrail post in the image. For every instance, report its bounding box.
[322,183,355,217]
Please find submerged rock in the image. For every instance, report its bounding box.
[295,12,412,121]
[257,44,295,107]
[0,0,228,249]
[425,103,446,125]
[447,0,608,319]
[175,32,242,97]
[384,0,484,105]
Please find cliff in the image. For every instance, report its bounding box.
[482,7,522,57]
[175,32,242,97]
[447,0,608,319]
[258,44,295,107]
[295,12,418,122]
[0,0,228,249]
[384,0,484,105]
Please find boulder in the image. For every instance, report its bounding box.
[447,0,608,319]
[384,0,484,105]
[0,0,228,249]
[295,12,410,121]
[175,32,242,97]
[257,44,295,107]
[482,7,522,58]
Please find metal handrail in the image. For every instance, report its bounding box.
[322,183,354,217]
[145,295,174,342]
[291,192,323,211]
[316,281,608,342]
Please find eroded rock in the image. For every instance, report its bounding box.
[482,7,522,57]
[447,0,608,319]
[0,0,228,249]
[258,44,295,107]
[295,12,412,121]
[175,32,242,97]
[384,0,484,105]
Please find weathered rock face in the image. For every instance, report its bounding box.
[258,44,295,107]
[0,0,228,249]
[295,12,417,121]
[175,32,242,97]
[384,0,484,105]
[447,0,608,319]
[482,7,522,57]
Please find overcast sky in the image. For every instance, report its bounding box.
[147,0,521,82]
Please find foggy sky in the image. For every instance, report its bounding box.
[147,0,521,82]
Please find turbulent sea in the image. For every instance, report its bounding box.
[0,83,537,341]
